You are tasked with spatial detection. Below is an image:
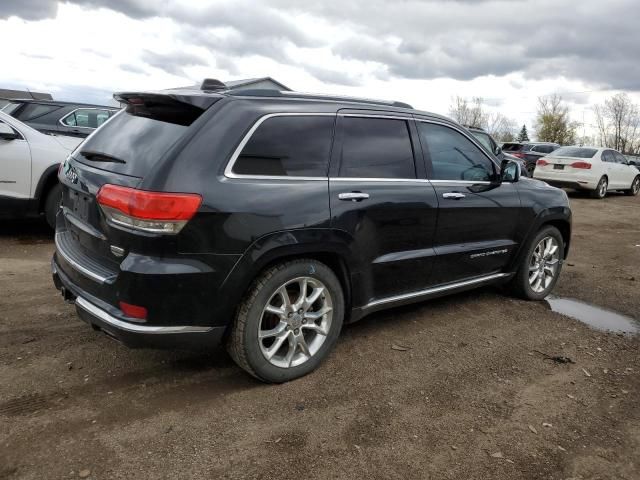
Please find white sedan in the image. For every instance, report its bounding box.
[0,111,83,227]
[533,146,640,199]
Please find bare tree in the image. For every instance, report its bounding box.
[448,96,516,142]
[485,112,516,143]
[534,94,578,145]
[448,96,486,127]
[593,93,640,154]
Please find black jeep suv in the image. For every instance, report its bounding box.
[52,81,571,383]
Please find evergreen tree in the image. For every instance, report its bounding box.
[517,125,530,142]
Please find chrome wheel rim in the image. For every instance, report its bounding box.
[258,277,333,368]
[632,177,640,194]
[529,236,560,293]
[599,179,607,197]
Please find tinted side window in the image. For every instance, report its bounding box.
[602,150,614,162]
[233,116,334,177]
[15,103,60,121]
[338,117,415,178]
[418,123,496,181]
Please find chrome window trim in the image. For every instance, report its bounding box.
[364,272,510,310]
[76,296,213,334]
[224,112,335,180]
[338,113,413,120]
[330,177,430,183]
[59,107,119,130]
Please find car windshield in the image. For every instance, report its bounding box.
[470,131,493,151]
[549,147,597,158]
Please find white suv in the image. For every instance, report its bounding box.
[533,146,640,199]
[0,111,83,227]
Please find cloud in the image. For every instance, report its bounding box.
[0,0,57,20]
[140,50,208,77]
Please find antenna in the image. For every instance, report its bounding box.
[25,87,36,100]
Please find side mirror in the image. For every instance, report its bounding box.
[0,122,19,141]
[494,145,502,156]
[500,159,520,183]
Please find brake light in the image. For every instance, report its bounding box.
[97,184,202,234]
[119,301,147,320]
[537,159,549,167]
[570,161,592,169]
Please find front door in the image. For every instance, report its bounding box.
[416,120,521,285]
[0,120,31,200]
[329,113,438,305]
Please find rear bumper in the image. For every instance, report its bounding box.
[52,258,226,349]
[533,171,598,190]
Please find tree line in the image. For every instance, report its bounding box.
[448,93,640,155]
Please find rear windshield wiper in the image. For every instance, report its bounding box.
[80,150,127,164]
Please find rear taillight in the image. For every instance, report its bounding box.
[570,161,592,169]
[96,184,202,234]
[537,159,549,167]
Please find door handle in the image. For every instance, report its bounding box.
[442,192,466,199]
[338,192,370,202]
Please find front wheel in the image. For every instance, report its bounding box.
[508,226,564,300]
[590,176,608,199]
[227,259,344,383]
[623,176,640,196]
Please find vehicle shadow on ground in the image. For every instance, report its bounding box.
[0,219,52,239]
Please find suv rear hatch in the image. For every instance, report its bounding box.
[55,91,220,302]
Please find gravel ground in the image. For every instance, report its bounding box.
[1,192,639,480]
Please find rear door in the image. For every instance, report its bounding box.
[601,150,621,186]
[329,112,438,303]
[417,120,521,285]
[613,151,634,188]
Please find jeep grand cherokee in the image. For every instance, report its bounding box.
[52,80,572,383]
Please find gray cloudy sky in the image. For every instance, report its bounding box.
[1,0,639,133]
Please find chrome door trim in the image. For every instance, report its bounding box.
[363,272,510,310]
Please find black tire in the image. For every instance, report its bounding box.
[508,225,564,301]
[44,183,62,229]
[226,259,344,383]
[590,176,607,199]
[623,175,640,196]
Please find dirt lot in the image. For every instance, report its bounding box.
[1,192,639,480]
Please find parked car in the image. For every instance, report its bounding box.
[533,146,640,198]
[625,155,640,171]
[52,82,572,383]
[2,99,119,139]
[0,111,83,227]
[502,142,560,175]
[466,126,528,176]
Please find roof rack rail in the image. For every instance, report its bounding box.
[225,89,413,109]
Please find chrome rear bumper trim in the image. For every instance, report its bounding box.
[55,233,111,284]
[75,297,213,334]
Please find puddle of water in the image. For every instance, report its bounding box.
[545,296,639,335]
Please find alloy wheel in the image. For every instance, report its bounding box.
[529,236,560,293]
[258,277,333,368]
[598,178,607,197]
[633,177,640,195]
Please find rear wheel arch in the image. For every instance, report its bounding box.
[35,165,61,212]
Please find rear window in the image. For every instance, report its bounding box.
[550,147,597,159]
[232,116,334,177]
[75,100,206,177]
